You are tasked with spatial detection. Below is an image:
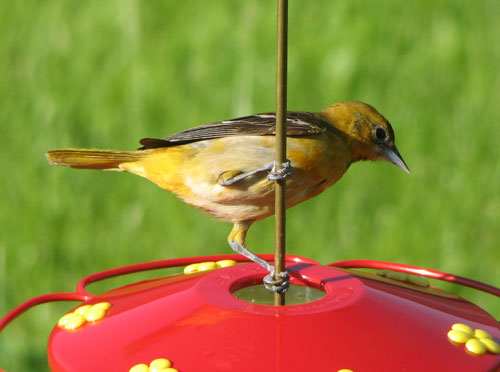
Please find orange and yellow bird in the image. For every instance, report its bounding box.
[47,101,409,289]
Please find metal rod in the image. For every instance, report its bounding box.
[274,0,288,306]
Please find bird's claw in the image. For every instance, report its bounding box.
[228,239,289,294]
[267,159,291,181]
[264,269,290,294]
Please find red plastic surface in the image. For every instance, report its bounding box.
[0,292,89,333]
[330,260,500,298]
[0,254,313,333]
[44,259,500,372]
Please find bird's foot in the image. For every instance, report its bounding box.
[219,159,291,187]
[229,241,290,294]
[267,159,291,181]
[264,269,290,293]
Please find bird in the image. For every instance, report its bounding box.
[46,101,409,291]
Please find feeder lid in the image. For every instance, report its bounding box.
[48,260,500,372]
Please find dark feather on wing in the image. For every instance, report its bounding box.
[139,111,330,149]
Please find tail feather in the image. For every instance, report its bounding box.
[46,149,144,170]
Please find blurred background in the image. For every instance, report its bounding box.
[1,0,499,369]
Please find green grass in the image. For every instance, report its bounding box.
[1,0,500,369]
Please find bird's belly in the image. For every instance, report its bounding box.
[134,135,350,222]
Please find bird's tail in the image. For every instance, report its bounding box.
[46,149,145,170]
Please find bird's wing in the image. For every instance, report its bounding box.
[139,111,329,149]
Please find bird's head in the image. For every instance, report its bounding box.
[320,101,410,174]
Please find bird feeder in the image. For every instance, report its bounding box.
[1,254,499,371]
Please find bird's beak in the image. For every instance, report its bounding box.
[382,145,410,174]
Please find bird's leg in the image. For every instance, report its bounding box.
[219,160,291,186]
[228,221,274,272]
[228,221,289,293]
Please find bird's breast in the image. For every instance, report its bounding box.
[132,134,351,221]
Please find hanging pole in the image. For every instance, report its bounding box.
[274,0,288,306]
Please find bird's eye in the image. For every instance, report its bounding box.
[375,127,387,140]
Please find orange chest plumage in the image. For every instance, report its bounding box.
[121,133,351,222]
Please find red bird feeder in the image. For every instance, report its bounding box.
[2,255,499,371]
